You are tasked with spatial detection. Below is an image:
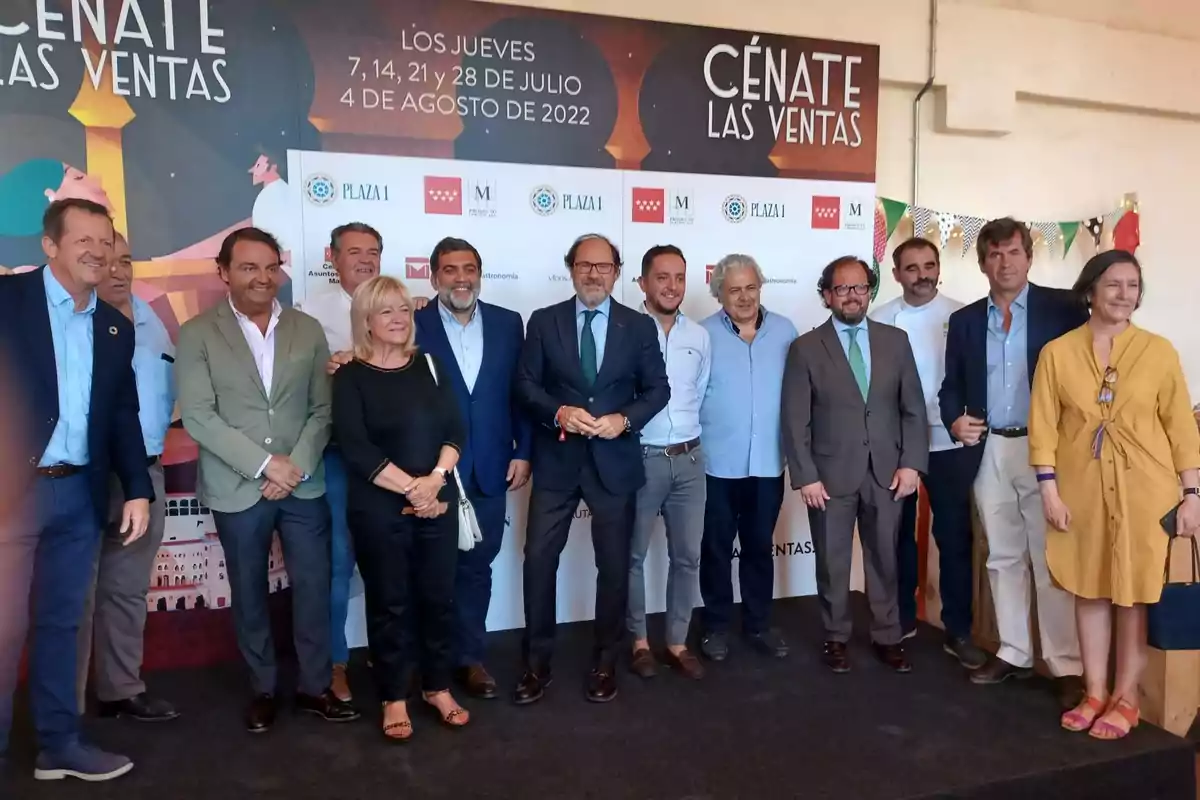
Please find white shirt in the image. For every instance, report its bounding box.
[295,286,352,353]
[438,300,484,392]
[870,292,964,452]
[229,297,283,477]
[639,304,711,448]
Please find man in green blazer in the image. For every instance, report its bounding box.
[177,227,359,733]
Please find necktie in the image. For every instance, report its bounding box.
[580,309,599,385]
[847,327,868,400]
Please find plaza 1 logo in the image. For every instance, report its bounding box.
[530,184,604,216]
[721,194,747,223]
[722,193,785,223]
[812,196,841,229]
[405,256,431,280]
[304,173,337,206]
[424,176,463,216]
[467,179,497,219]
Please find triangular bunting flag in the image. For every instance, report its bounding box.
[1035,222,1059,258]
[1059,221,1079,258]
[1112,210,1140,253]
[911,207,934,243]
[936,212,957,252]
[880,198,908,240]
[1084,217,1103,247]
[873,204,887,265]
[959,216,986,259]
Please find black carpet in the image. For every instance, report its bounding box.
[6,596,1195,799]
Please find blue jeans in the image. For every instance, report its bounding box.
[324,449,354,665]
[0,472,100,755]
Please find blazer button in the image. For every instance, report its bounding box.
[28,457,37,466]
[862,439,869,446]
[265,437,273,445]
[588,397,594,402]
[268,409,274,416]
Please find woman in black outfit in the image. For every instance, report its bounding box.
[331,275,469,741]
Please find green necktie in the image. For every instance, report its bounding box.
[580,309,599,385]
[847,327,868,400]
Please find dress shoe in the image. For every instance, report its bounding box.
[245,694,277,733]
[585,667,618,703]
[1054,675,1086,711]
[822,641,851,674]
[745,629,789,658]
[629,648,658,679]
[873,642,912,673]
[97,693,180,723]
[943,636,989,670]
[699,632,729,661]
[512,668,552,705]
[663,648,705,680]
[970,657,1033,685]
[331,663,352,702]
[456,664,498,699]
[296,689,361,722]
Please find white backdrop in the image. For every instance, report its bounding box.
[283,149,875,644]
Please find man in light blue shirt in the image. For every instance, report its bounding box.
[627,245,710,681]
[76,233,180,724]
[698,254,797,662]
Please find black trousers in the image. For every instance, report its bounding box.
[522,459,635,669]
[699,475,786,635]
[349,503,458,700]
[897,446,976,639]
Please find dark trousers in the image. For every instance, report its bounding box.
[350,504,458,699]
[454,474,507,668]
[0,472,98,755]
[699,475,785,635]
[898,447,976,639]
[212,495,332,697]
[523,459,635,669]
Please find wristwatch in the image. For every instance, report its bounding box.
[433,467,449,484]
[622,415,632,434]
[1184,487,1200,498]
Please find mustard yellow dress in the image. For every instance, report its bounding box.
[1029,324,1200,606]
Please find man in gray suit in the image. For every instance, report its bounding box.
[177,227,358,732]
[782,256,928,674]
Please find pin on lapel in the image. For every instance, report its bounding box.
[109,326,118,336]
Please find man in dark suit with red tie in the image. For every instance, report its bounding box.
[514,233,669,704]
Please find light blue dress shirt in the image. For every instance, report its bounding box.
[700,308,799,479]
[575,295,610,369]
[830,316,872,386]
[639,307,711,448]
[132,296,176,457]
[40,266,96,467]
[438,300,484,393]
[985,283,1030,428]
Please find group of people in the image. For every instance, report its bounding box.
[0,197,1196,781]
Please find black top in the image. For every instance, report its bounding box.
[331,351,464,509]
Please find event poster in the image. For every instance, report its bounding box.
[0,0,879,663]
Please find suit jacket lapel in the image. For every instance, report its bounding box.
[215,301,267,400]
[555,299,585,388]
[269,310,297,404]
[28,268,57,400]
[1025,284,1043,385]
[819,319,865,406]
[422,303,472,396]
[865,320,885,406]
[594,302,627,390]
[971,302,988,402]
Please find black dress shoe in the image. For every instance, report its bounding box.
[512,668,552,706]
[97,693,180,723]
[745,629,789,658]
[943,636,989,670]
[873,642,913,673]
[699,632,729,661]
[970,657,1033,685]
[456,664,498,700]
[822,641,851,674]
[585,667,618,703]
[245,693,277,733]
[296,689,361,722]
[1054,675,1086,711]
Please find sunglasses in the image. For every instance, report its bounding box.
[1097,366,1117,405]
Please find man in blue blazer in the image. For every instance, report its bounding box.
[0,199,151,782]
[938,217,1088,709]
[513,234,669,705]
[415,236,531,700]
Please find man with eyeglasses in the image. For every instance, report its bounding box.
[513,233,669,705]
[782,256,927,674]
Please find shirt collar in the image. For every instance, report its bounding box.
[723,305,764,335]
[43,265,97,315]
[831,315,866,335]
[229,296,282,323]
[640,301,685,326]
[988,282,1030,313]
[438,298,480,326]
[131,295,154,328]
[576,295,611,317]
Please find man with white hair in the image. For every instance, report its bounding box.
[698,254,798,662]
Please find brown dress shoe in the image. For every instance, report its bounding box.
[331,664,352,702]
[822,641,851,674]
[629,648,658,679]
[663,648,705,680]
[872,642,912,673]
[456,664,498,700]
[586,667,618,703]
[1055,675,1086,711]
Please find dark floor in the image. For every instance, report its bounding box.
[5,596,1195,800]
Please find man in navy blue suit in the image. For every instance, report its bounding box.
[513,233,669,705]
[414,236,531,700]
[939,217,1088,709]
[0,198,152,782]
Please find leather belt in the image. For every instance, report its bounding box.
[644,438,701,457]
[147,455,160,466]
[990,427,1028,438]
[36,463,85,479]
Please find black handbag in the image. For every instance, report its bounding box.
[1147,510,1200,651]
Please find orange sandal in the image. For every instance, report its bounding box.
[1089,698,1138,740]
[1061,695,1106,732]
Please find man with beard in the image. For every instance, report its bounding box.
[870,239,987,670]
[413,236,531,700]
[782,256,927,674]
[294,222,382,703]
[514,233,669,704]
[627,245,710,680]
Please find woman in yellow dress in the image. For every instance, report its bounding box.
[1029,250,1200,739]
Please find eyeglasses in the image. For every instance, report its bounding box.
[1098,366,1117,405]
[832,284,870,297]
[574,261,616,275]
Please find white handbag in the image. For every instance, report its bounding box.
[424,354,483,552]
